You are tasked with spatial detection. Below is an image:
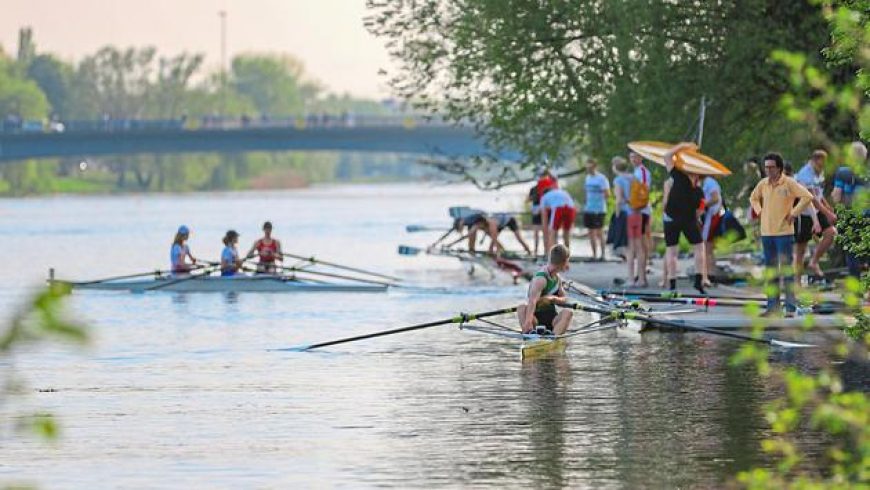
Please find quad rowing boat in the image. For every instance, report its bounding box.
[52,274,388,293]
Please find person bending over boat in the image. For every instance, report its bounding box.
[540,185,577,252]
[246,221,283,273]
[170,225,197,275]
[518,244,574,335]
[220,230,242,276]
[451,211,532,256]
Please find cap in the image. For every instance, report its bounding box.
[177,225,190,235]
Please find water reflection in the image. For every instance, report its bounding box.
[519,356,571,488]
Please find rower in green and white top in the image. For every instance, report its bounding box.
[517,244,574,335]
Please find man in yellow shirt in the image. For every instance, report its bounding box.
[749,152,813,316]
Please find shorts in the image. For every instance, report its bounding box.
[704,212,722,243]
[794,213,832,244]
[641,213,650,234]
[549,206,577,231]
[664,218,702,247]
[499,217,520,232]
[582,212,605,229]
[531,211,542,226]
[534,304,558,329]
[627,213,644,239]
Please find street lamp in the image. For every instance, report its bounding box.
[219,9,227,126]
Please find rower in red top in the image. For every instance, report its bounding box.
[246,221,283,273]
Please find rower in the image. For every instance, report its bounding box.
[170,225,197,275]
[517,244,574,335]
[246,221,283,273]
[220,230,242,276]
[450,210,532,256]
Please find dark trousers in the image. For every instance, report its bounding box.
[761,235,796,312]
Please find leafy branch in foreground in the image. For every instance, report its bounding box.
[734,1,868,487]
[1,283,88,441]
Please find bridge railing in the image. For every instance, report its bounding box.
[1,114,458,134]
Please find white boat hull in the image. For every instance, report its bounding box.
[55,275,388,293]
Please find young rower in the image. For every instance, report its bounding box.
[518,244,574,335]
[246,221,283,273]
[220,230,242,276]
[170,225,197,275]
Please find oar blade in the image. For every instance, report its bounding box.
[269,344,312,352]
[770,339,816,349]
[405,225,448,233]
[398,245,422,256]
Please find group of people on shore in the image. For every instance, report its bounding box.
[520,140,866,327]
[170,221,284,276]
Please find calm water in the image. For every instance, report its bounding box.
[0,184,823,488]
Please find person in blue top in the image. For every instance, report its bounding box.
[170,225,197,275]
[583,159,611,261]
[220,230,242,276]
[832,141,867,278]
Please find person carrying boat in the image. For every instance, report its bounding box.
[170,225,197,275]
[246,221,283,273]
[220,230,242,277]
[749,152,814,316]
[540,184,577,252]
[663,143,708,294]
[518,244,574,335]
[583,158,611,261]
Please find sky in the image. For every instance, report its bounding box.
[0,0,394,99]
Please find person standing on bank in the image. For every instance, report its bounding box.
[750,152,814,316]
[701,175,723,287]
[663,143,708,294]
[612,157,645,286]
[526,183,544,258]
[583,159,611,261]
[630,151,654,267]
[793,150,838,281]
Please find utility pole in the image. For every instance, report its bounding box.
[697,95,707,149]
[219,9,227,126]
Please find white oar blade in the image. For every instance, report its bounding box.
[770,339,816,349]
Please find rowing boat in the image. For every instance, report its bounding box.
[53,274,388,293]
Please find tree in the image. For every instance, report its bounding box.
[366,0,831,175]
[230,53,321,116]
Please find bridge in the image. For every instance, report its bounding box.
[0,117,517,162]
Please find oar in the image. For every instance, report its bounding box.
[281,252,401,282]
[599,289,770,302]
[266,262,396,287]
[277,306,519,351]
[143,263,221,292]
[563,302,814,348]
[406,224,450,233]
[398,245,423,256]
[70,268,171,285]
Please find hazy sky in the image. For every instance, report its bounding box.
[0,0,394,99]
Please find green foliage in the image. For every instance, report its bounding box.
[1,283,87,446]
[231,54,319,116]
[366,0,829,180]
[0,55,50,119]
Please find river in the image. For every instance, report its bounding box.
[0,184,825,488]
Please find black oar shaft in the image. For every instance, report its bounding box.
[565,302,778,346]
[282,252,400,282]
[300,307,517,351]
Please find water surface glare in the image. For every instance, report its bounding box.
[0,184,825,488]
